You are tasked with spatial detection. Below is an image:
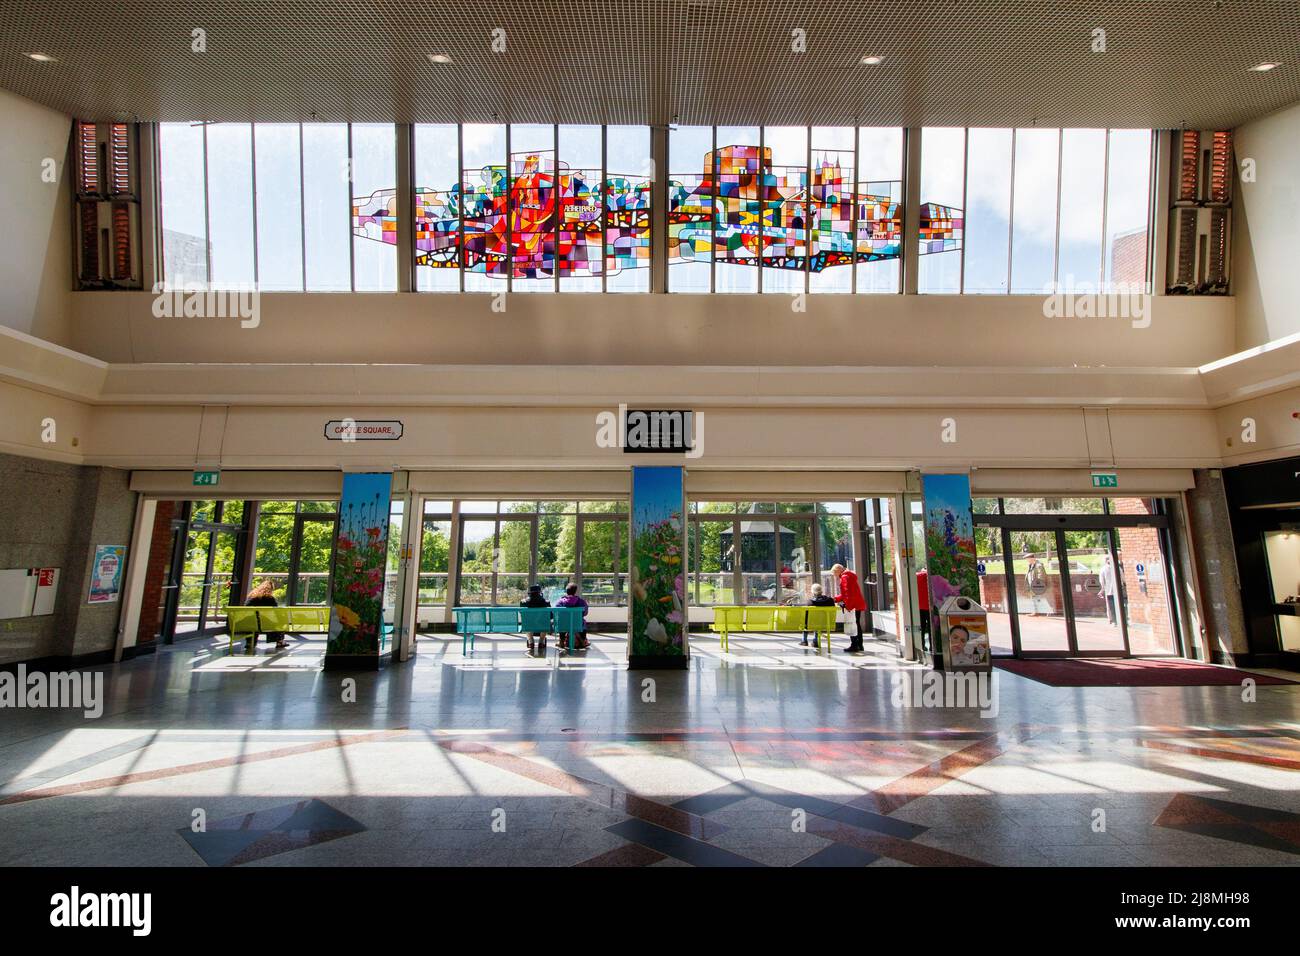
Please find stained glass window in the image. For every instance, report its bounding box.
[411,123,652,291]
[414,124,460,291]
[917,127,965,293]
[809,126,854,293]
[461,124,508,290]
[713,126,760,293]
[510,124,555,292]
[668,125,713,292]
[350,123,397,291]
[605,125,651,293]
[559,124,602,292]
[855,127,903,293]
[669,125,903,293]
[760,126,807,294]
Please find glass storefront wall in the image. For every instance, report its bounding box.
[686,501,854,606]
[424,500,628,618]
[416,498,858,619]
[975,496,1182,657]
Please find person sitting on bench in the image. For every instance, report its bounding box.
[555,582,591,650]
[245,579,287,650]
[802,583,837,647]
[520,584,551,654]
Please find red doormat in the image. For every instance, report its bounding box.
[994,658,1297,688]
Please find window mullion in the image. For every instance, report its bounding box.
[347,124,356,292]
[1053,128,1064,289]
[298,124,307,291]
[1006,128,1017,294]
[249,124,260,288]
[201,122,212,287]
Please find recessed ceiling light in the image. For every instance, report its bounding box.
[24,52,57,63]
[427,53,453,64]
[860,55,884,65]
[1251,62,1280,72]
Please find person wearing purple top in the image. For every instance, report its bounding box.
[555,582,590,650]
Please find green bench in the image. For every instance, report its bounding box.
[225,606,393,652]
[225,606,329,651]
[709,605,838,655]
[452,606,586,654]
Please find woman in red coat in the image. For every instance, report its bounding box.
[830,564,866,653]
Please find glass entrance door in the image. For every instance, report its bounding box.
[1064,529,1128,653]
[1008,530,1073,655]
[170,500,247,639]
[974,496,1181,657]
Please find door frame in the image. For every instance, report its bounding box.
[978,504,1175,659]
[287,512,339,606]
[576,513,627,607]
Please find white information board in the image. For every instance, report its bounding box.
[0,567,61,619]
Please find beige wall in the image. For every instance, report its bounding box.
[0,89,71,344]
[1214,383,1300,468]
[10,400,1224,472]
[64,288,1235,369]
[1233,99,1300,351]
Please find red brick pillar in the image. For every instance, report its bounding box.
[135,501,177,645]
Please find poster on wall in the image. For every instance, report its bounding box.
[87,546,126,604]
[920,474,979,608]
[628,466,688,668]
[326,472,393,666]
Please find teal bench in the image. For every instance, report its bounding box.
[451,606,586,654]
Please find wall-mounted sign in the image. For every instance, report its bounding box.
[87,545,126,605]
[324,420,404,441]
[623,409,695,453]
[192,470,220,486]
[1090,472,1119,488]
[0,567,60,620]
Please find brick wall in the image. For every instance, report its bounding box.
[1111,497,1176,654]
[134,500,177,646]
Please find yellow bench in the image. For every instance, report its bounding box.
[709,605,837,655]
[225,606,330,651]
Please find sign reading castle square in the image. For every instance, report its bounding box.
[324,420,404,441]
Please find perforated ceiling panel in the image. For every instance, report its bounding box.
[0,0,1296,128]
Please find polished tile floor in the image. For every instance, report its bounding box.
[1,630,1298,867]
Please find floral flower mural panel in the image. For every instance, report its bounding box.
[628,466,688,663]
[327,472,393,659]
[920,473,979,606]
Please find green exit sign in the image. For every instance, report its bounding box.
[1091,472,1119,488]
[192,470,220,487]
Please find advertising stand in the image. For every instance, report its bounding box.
[935,595,991,671]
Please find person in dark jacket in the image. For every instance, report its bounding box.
[520,584,551,654]
[802,583,837,647]
[555,582,590,650]
[245,579,286,650]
